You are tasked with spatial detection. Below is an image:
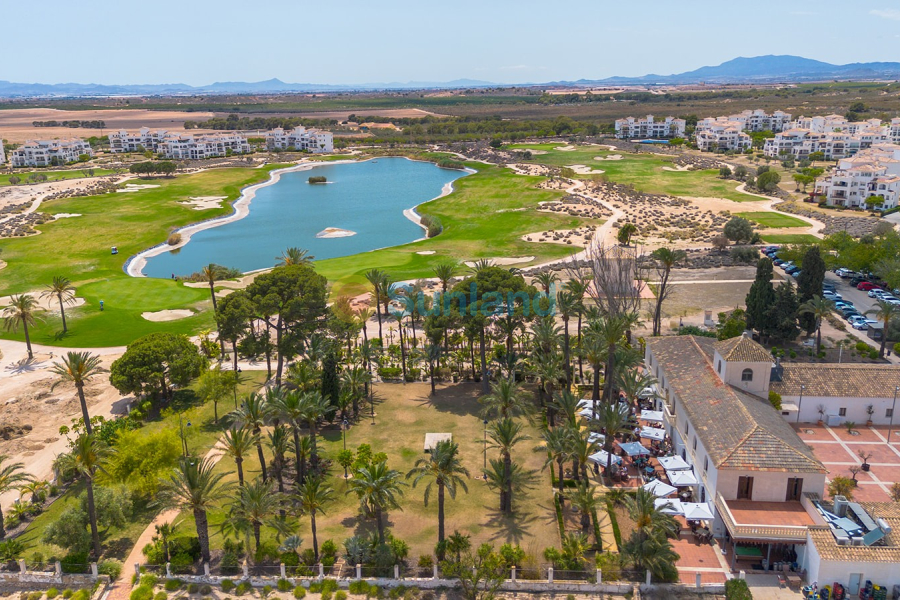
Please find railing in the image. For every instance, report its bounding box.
[715,493,809,541]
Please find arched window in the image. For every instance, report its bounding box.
[741,368,753,382]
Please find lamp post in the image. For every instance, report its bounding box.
[888,386,900,443]
[796,384,805,424]
[341,418,349,478]
[483,419,488,480]
[179,414,192,456]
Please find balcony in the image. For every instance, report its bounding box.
[715,493,812,542]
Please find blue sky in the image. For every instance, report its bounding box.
[7,0,900,85]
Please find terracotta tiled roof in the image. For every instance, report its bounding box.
[771,364,900,398]
[713,336,773,363]
[648,336,824,474]
[808,502,900,562]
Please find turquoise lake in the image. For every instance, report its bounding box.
[142,158,466,278]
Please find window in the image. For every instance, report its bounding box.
[685,422,690,436]
[693,437,697,451]
[717,361,722,374]
[839,408,847,417]
[888,408,894,418]
[738,476,754,500]
[741,368,753,382]
[703,457,708,473]
[786,478,803,501]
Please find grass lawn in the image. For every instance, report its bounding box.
[317,163,600,297]
[759,234,822,244]
[0,165,287,346]
[17,371,269,561]
[735,212,807,228]
[203,382,560,560]
[511,143,758,202]
[0,168,116,186]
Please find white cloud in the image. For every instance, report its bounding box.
[499,65,546,71]
[871,8,900,20]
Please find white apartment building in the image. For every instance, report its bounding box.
[265,127,334,153]
[0,139,5,164]
[813,143,900,209]
[9,139,93,167]
[694,118,752,152]
[107,128,250,159]
[764,116,889,160]
[614,115,686,139]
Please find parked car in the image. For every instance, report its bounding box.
[836,268,852,278]
[786,266,800,275]
[791,270,802,278]
[857,282,881,291]
[852,319,878,331]
[774,259,785,266]
[869,289,889,298]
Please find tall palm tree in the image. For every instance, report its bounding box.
[270,390,306,485]
[866,299,900,358]
[557,290,579,390]
[616,369,658,409]
[799,295,835,355]
[267,427,290,498]
[596,314,630,404]
[648,247,686,336]
[550,389,582,429]
[299,391,335,470]
[537,426,571,498]
[480,378,528,419]
[484,458,528,515]
[349,462,407,543]
[200,264,226,356]
[581,321,606,406]
[294,435,312,486]
[229,392,272,482]
[294,476,334,561]
[364,269,387,344]
[424,344,442,396]
[3,294,41,359]
[276,247,314,267]
[597,401,631,481]
[341,366,369,415]
[487,418,530,514]
[623,487,679,544]
[566,480,601,538]
[529,351,563,422]
[57,434,108,558]
[50,351,104,435]
[432,262,457,293]
[406,440,470,545]
[533,272,560,295]
[221,427,257,486]
[0,456,32,539]
[40,276,76,333]
[569,427,600,482]
[158,456,234,563]
[564,278,588,379]
[229,477,280,550]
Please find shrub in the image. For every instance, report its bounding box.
[62,591,74,600]
[28,593,42,600]
[335,593,347,600]
[292,587,306,599]
[277,580,292,592]
[99,560,123,581]
[154,593,168,600]
[187,583,200,594]
[70,591,90,600]
[320,540,338,560]
[47,589,60,600]
[221,580,235,593]
[167,233,182,246]
[61,552,91,574]
[141,575,159,589]
[730,246,759,264]
[235,582,252,596]
[308,176,327,184]
[321,579,339,593]
[367,585,382,599]
[869,350,880,360]
[262,585,274,597]
[725,578,752,600]
[130,587,153,600]
[856,341,870,353]
[164,579,182,592]
[220,552,240,575]
[348,581,369,595]
[200,586,212,595]
[321,592,332,600]
[417,555,433,569]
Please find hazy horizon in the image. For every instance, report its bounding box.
[7,0,900,86]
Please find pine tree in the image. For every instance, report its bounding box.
[745,258,776,333]
[765,282,800,343]
[797,246,826,334]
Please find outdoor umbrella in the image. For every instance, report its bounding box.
[640,427,665,442]
[619,441,650,457]
[667,470,699,487]
[683,502,715,521]
[640,410,664,423]
[643,479,678,498]
[659,455,691,471]
[654,498,684,515]
[588,450,622,466]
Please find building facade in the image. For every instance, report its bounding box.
[108,128,250,159]
[0,139,5,164]
[265,127,334,153]
[9,139,93,167]
[764,116,890,160]
[614,115,686,139]
[813,143,900,209]
[694,118,752,152]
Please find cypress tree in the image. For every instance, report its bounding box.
[321,351,340,409]
[765,282,800,344]
[797,246,826,334]
[745,258,776,333]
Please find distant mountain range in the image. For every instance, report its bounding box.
[2,56,900,98]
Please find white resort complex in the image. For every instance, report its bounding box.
[108,128,251,159]
[694,110,793,151]
[814,143,900,209]
[764,116,900,160]
[265,126,334,153]
[9,138,93,167]
[614,115,687,139]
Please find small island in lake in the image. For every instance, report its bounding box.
[316,227,356,238]
[308,175,327,184]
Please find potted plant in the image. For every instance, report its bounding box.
[858,450,873,472]
[817,405,826,426]
[866,404,875,427]
[845,421,857,436]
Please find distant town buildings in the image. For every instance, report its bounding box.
[763,115,899,160]
[108,128,250,159]
[0,139,5,164]
[265,127,334,153]
[813,143,900,209]
[614,115,686,139]
[9,139,93,167]
[695,119,752,152]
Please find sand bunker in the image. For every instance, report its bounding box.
[464,256,534,267]
[141,309,194,322]
[180,196,227,210]
[567,165,606,175]
[517,149,547,155]
[594,154,623,161]
[555,145,576,151]
[52,213,82,219]
[117,184,160,193]
[316,227,356,238]
[662,165,692,172]
[496,207,528,213]
[416,250,436,255]
[0,261,6,271]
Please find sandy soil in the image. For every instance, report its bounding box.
[662,165,692,172]
[51,212,82,218]
[416,250,436,255]
[464,256,534,267]
[116,183,160,193]
[0,108,220,142]
[566,164,606,175]
[179,196,226,210]
[0,292,86,312]
[0,176,121,213]
[316,227,356,238]
[141,309,194,321]
[0,260,7,271]
[594,154,624,161]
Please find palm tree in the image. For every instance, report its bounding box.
[158,456,234,563]
[597,401,631,481]
[50,351,104,435]
[276,247,314,267]
[866,299,900,358]
[432,262,457,293]
[221,427,257,486]
[0,455,32,539]
[364,269,387,344]
[799,295,835,355]
[423,344,442,395]
[648,248,686,336]
[557,290,579,390]
[623,487,679,544]
[3,294,41,359]
[341,366,369,415]
[537,426,571,498]
[487,418,530,514]
[199,264,221,311]
[18,479,49,504]
[595,314,630,404]
[294,476,334,561]
[229,392,272,482]
[349,462,407,543]
[569,427,600,482]
[406,440,470,545]
[581,322,606,406]
[299,391,335,470]
[616,369,658,408]
[267,427,290,498]
[480,378,528,419]
[57,434,108,558]
[270,390,307,485]
[154,521,180,563]
[567,481,601,538]
[294,435,312,486]
[484,458,528,514]
[229,477,281,551]
[550,389,582,429]
[533,272,560,295]
[40,276,76,333]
